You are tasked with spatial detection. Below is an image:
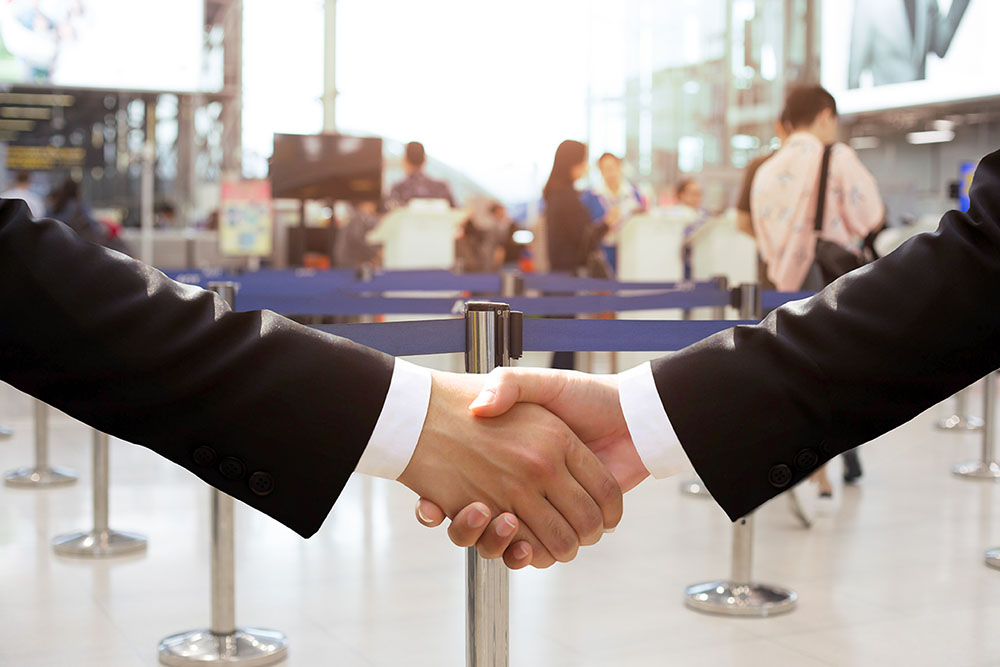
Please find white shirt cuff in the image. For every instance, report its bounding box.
[355,358,432,479]
[618,362,693,478]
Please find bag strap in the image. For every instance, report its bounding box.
[814,144,834,232]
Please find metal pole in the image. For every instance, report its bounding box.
[464,302,514,667]
[52,430,147,557]
[158,282,288,666]
[937,385,984,431]
[4,399,77,487]
[730,515,753,584]
[953,372,1000,480]
[684,284,796,617]
[211,488,236,636]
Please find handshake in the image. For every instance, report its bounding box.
[396,367,654,570]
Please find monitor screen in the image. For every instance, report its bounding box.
[0,0,205,92]
[270,134,383,202]
[821,0,998,114]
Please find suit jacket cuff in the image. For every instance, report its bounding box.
[355,358,432,479]
[618,362,693,478]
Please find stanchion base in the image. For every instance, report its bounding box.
[937,415,985,431]
[985,549,1000,571]
[52,529,147,558]
[684,581,797,617]
[679,478,711,497]
[952,461,1000,480]
[3,466,77,487]
[158,628,288,666]
[0,425,12,439]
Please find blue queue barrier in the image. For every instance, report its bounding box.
[235,285,733,317]
[314,318,756,357]
[166,267,717,295]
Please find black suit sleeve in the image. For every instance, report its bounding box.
[653,148,1000,521]
[0,201,395,537]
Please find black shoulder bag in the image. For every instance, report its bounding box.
[801,144,866,290]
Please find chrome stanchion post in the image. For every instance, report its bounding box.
[499,270,524,299]
[158,282,288,667]
[4,399,77,487]
[52,430,147,557]
[684,515,797,617]
[464,301,521,667]
[684,283,796,617]
[937,385,984,431]
[953,372,1000,480]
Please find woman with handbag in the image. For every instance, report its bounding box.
[543,140,609,370]
[750,86,884,518]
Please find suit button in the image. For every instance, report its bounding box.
[219,457,246,480]
[819,439,834,455]
[248,472,275,496]
[768,464,793,489]
[794,448,819,471]
[192,446,217,467]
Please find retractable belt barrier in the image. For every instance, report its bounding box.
[237,286,733,317]
[313,318,755,356]
[167,267,721,295]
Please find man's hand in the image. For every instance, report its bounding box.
[398,371,623,567]
[415,368,650,567]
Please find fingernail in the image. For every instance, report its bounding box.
[468,389,496,410]
[496,515,517,538]
[416,502,432,525]
[514,543,530,560]
[604,527,616,534]
[469,508,489,529]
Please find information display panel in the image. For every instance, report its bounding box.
[0,0,204,92]
[821,0,998,114]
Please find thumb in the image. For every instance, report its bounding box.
[468,368,569,417]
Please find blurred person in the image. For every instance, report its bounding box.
[386,141,456,209]
[49,178,130,254]
[334,201,380,269]
[736,111,792,289]
[544,140,608,370]
[674,178,708,281]
[2,170,45,218]
[488,202,524,270]
[154,202,178,229]
[848,0,971,89]
[581,153,646,275]
[752,84,883,510]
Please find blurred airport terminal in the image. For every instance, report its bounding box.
[3,1,1000,665]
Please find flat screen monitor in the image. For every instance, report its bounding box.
[821,0,998,114]
[0,0,205,92]
[270,134,382,202]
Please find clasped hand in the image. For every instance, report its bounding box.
[398,368,649,569]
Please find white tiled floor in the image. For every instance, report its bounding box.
[2,379,1000,666]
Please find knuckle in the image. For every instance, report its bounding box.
[548,520,579,562]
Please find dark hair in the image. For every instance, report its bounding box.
[14,170,30,184]
[782,85,837,129]
[597,152,620,166]
[405,141,426,168]
[543,140,587,200]
[50,178,80,215]
[676,177,697,198]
